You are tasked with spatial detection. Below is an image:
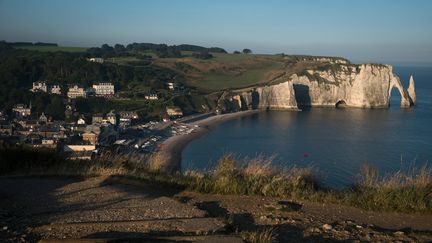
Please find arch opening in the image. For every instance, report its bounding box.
[335,100,347,108]
[389,85,402,108]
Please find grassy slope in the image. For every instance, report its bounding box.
[153,52,288,92]
[14,45,87,52]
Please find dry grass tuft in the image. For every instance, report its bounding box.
[240,155,274,177]
[241,228,277,243]
[215,153,236,176]
[356,164,432,189]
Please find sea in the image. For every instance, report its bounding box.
[182,66,432,188]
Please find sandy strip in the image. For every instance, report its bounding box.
[158,110,258,173]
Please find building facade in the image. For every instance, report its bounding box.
[82,131,98,145]
[93,83,115,97]
[13,104,31,117]
[50,85,62,95]
[166,106,183,117]
[145,93,158,100]
[106,111,117,125]
[31,81,48,93]
[88,57,104,63]
[67,85,87,99]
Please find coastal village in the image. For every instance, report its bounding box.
[0,76,203,160]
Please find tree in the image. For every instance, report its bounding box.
[233,51,241,54]
[242,49,252,54]
[192,51,213,59]
[114,44,126,53]
[45,96,65,120]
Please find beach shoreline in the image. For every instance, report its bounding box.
[158,110,258,173]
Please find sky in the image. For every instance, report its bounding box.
[1,0,431,65]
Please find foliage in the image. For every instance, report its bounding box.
[191,51,213,59]
[0,144,63,174]
[243,48,252,54]
[241,228,277,243]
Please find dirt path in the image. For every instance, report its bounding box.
[1,176,431,242]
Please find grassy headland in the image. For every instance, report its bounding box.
[1,145,431,214]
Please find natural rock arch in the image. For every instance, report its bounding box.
[388,76,411,108]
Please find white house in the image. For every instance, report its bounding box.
[167,82,176,90]
[50,85,62,95]
[67,84,87,99]
[93,82,115,97]
[88,57,104,63]
[12,104,31,117]
[77,118,86,125]
[145,93,158,100]
[31,81,48,93]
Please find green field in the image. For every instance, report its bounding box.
[151,52,288,92]
[194,63,283,91]
[15,45,87,52]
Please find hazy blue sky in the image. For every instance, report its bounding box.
[1,0,431,65]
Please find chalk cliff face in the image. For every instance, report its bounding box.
[222,64,415,111]
[408,75,416,105]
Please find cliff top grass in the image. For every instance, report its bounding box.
[149,52,355,93]
[1,145,431,214]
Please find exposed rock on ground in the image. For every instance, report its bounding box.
[1,176,431,242]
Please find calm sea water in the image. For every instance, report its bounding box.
[182,66,432,188]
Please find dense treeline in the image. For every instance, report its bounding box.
[87,42,226,58]
[5,41,58,47]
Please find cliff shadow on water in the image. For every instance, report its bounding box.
[293,84,311,109]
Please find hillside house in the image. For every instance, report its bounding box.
[77,117,86,125]
[31,81,48,92]
[50,84,62,95]
[67,84,87,99]
[166,106,183,117]
[145,93,158,100]
[82,131,98,145]
[12,104,31,118]
[88,57,104,63]
[92,114,104,124]
[106,111,117,125]
[93,82,115,97]
[39,113,48,123]
[0,121,13,135]
[167,82,176,90]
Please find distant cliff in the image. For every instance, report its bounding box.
[221,63,415,111]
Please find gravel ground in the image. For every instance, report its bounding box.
[1,176,431,242]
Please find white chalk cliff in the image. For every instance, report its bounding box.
[223,63,415,110]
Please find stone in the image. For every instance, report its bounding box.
[408,75,416,105]
[323,224,333,231]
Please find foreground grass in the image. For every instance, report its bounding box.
[1,145,431,213]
